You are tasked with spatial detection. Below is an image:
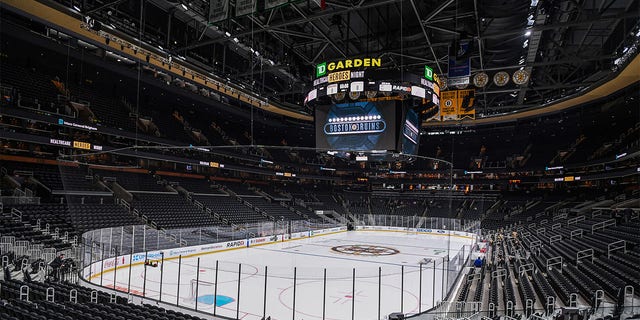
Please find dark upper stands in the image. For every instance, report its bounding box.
[223,182,259,196]
[3,163,103,193]
[163,176,226,195]
[96,170,167,192]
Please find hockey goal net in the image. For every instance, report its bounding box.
[189,279,216,300]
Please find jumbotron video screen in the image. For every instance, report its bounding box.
[315,101,398,152]
[315,100,421,159]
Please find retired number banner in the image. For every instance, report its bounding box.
[209,0,229,23]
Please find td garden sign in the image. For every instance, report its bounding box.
[316,58,382,77]
[306,56,442,113]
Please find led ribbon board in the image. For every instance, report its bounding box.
[307,59,441,108]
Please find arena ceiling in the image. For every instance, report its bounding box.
[58,0,639,117]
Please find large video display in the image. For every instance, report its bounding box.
[315,101,397,151]
[399,109,420,155]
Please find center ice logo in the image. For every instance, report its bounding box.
[331,244,399,256]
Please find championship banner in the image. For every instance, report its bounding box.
[208,0,229,23]
[448,40,471,77]
[440,91,458,121]
[448,40,472,88]
[265,0,288,10]
[235,0,256,17]
[456,89,476,119]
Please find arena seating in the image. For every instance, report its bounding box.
[66,202,141,232]
[163,176,225,195]
[3,163,102,193]
[0,61,63,114]
[394,200,428,216]
[253,184,289,200]
[0,212,71,251]
[425,199,461,218]
[369,198,394,215]
[343,192,370,215]
[1,47,639,320]
[148,109,193,142]
[4,204,77,247]
[285,201,319,220]
[193,195,269,225]
[306,194,347,215]
[96,170,167,192]
[1,6,639,320]
[223,182,259,196]
[2,164,639,320]
[131,193,218,229]
[243,197,305,221]
[70,83,136,132]
[5,195,140,233]
[0,279,207,320]
[2,40,637,173]
[457,194,640,319]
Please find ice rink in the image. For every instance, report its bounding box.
[93,230,474,320]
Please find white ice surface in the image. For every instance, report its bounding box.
[95,230,473,320]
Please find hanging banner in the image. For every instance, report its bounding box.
[457,89,476,120]
[265,0,288,10]
[440,91,458,121]
[447,76,469,87]
[209,0,229,23]
[448,40,471,78]
[235,0,256,17]
[422,104,441,122]
[448,40,471,88]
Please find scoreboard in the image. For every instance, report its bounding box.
[308,58,441,160]
[306,58,442,107]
